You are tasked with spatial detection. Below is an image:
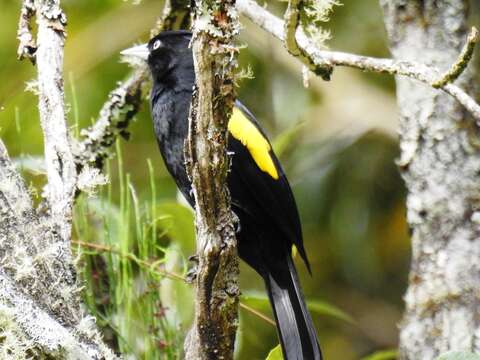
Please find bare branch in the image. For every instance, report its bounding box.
[237,0,480,122]
[73,239,276,327]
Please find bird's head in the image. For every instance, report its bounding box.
[121,30,193,83]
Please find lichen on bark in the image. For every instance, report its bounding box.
[183,0,241,359]
[381,1,480,358]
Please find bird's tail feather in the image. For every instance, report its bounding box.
[264,255,322,360]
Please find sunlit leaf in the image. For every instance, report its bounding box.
[156,201,195,253]
[265,344,283,360]
[360,349,398,360]
[272,121,306,158]
[240,292,354,324]
[307,299,355,324]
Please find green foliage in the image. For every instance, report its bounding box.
[360,349,398,360]
[437,352,480,360]
[73,142,192,359]
[265,344,283,360]
[241,291,354,324]
[272,120,306,158]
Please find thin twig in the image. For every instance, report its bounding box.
[72,239,185,282]
[432,26,479,88]
[237,0,480,122]
[239,302,276,326]
[73,239,276,326]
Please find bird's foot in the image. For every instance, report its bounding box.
[232,211,241,233]
[185,254,199,283]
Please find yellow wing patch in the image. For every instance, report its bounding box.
[228,107,279,180]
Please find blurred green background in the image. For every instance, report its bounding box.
[2,1,477,359]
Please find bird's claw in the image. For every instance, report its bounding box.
[232,211,241,234]
[185,254,199,283]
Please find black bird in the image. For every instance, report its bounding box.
[122,31,322,360]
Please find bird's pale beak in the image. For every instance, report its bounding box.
[120,43,149,60]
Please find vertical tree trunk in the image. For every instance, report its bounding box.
[381,1,480,359]
[184,1,240,359]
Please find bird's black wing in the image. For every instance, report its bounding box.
[227,101,310,271]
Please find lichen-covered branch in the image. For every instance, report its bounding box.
[283,0,332,80]
[0,138,117,358]
[17,0,36,63]
[74,68,146,170]
[432,27,479,88]
[380,1,480,359]
[183,1,240,359]
[1,0,194,357]
[74,0,190,173]
[284,0,302,57]
[34,0,76,244]
[0,141,32,218]
[236,0,480,122]
[0,269,113,359]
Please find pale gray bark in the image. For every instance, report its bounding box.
[34,0,76,250]
[0,1,118,358]
[0,140,117,359]
[1,0,192,357]
[183,1,241,359]
[380,1,480,359]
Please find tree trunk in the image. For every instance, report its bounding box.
[183,1,240,359]
[381,1,480,358]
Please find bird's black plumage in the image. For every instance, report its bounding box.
[145,30,322,360]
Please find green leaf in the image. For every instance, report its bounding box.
[272,121,306,158]
[240,291,270,309]
[436,352,480,360]
[360,349,398,360]
[240,292,354,324]
[155,201,195,253]
[306,299,355,325]
[265,344,283,360]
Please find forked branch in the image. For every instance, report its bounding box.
[237,0,480,122]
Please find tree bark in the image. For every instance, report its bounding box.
[183,1,241,359]
[0,0,190,358]
[381,1,480,359]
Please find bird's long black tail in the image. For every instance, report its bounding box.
[264,254,322,360]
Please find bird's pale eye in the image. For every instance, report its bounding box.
[153,40,162,50]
